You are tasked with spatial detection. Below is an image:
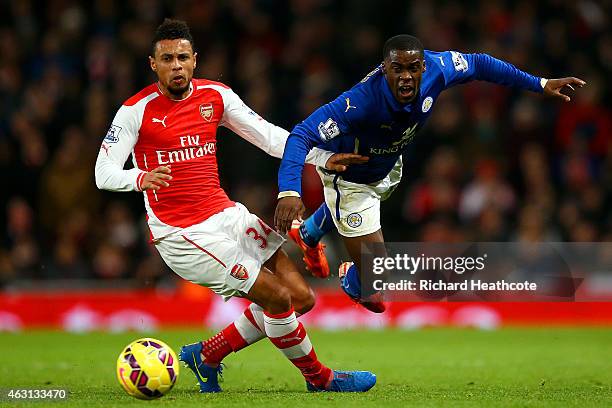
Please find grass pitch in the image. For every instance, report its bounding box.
[1,328,611,407]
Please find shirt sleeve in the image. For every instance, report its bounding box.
[278,91,360,195]
[438,51,543,93]
[94,105,146,192]
[218,87,332,167]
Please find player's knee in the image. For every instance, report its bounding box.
[293,287,316,315]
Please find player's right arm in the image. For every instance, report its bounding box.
[274,92,362,233]
[94,106,171,192]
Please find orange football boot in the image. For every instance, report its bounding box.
[288,221,330,278]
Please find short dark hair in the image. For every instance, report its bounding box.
[151,18,194,56]
[383,35,424,59]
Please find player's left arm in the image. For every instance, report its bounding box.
[439,51,586,101]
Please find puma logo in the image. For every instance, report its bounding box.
[345,98,357,112]
[152,116,167,127]
[280,328,303,343]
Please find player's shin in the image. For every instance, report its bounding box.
[263,308,333,388]
[300,204,334,246]
[200,303,266,365]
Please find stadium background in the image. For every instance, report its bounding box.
[0,0,610,331]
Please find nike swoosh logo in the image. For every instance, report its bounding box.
[192,352,208,383]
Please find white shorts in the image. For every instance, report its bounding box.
[317,157,403,237]
[155,203,285,300]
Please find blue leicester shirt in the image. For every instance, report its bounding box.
[278,50,544,194]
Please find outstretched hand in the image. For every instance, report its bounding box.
[544,77,586,102]
[273,154,369,233]
[325,153,369,172]
[274,196,305,234]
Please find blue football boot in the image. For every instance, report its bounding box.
[339,262,386,313]
[179,342,223,393]
[306,370,377,392]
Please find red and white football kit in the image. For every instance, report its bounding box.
[95,79,332,299]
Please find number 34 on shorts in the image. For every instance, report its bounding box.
[154,203,285,300]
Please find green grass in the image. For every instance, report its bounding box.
[0,328,611,407]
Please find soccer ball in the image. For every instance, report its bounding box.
[116,338,179,399]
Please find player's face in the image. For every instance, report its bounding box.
[383,49,425,104]
[149,39,197,99]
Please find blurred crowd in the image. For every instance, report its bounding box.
[0,0,610,284]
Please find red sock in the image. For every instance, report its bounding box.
[201,323,247,364]
[263,309,333,389]
[291,349,333,388]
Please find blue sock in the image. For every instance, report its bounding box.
[299,204,334,247]
[340,264,361,299]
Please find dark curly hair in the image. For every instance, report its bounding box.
[151,18,194,56]
[383,35,424,59]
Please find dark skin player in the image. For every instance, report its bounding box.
[274,46,587,309]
